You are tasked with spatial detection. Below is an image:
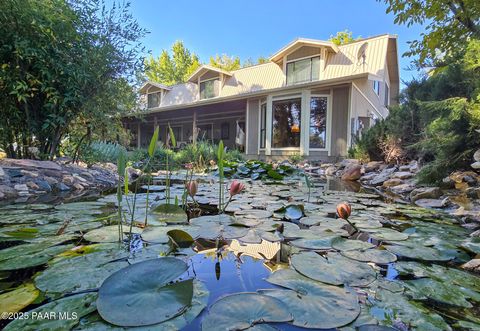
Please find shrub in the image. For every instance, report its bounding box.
[81,141,126,166]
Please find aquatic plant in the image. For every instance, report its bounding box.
[336,202,357,232]
[217,140,225,213]
[116,149,127,242]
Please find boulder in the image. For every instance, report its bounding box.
[0,167,5,178]
[14,184,29,192]
[474,149,480,162]
[441,176,456,189]
[409,160,420,173]
[360,173,377,182]
[325,166,337,176]
[383,178,403,187]
[364,161,383,173]
[0,185,17,199]
[392,171,414,179]
[341,165,362,181]
[0,158,61,171]
[26,181,39,190]
[35,180,52,193]
[370,167,397,186]
[399,165,411,172]
[389,183,416,194]
[415,198,449,209]
[471,162,480,170]
[410,187,443,202]
[44,176,59,186]
[340,159,359,169]
[55,183,71,192]
[462,259,480,273]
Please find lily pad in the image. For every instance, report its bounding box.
[83,225,143,243]
[275,204,304,220]
[291,251,376,286]
[290,234,340,250]
[152,204,188,224]
[0,283,39,313]
[264,268,360,328]
[97,257,193,327]
[341,249,397,264]
[4,293,97,331]
[201,293,292,331]
[368,228,409,241]
[0,244,73,271]
[385,244,454,261]
[332,237,375,251]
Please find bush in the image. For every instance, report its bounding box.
[81,141,126,166]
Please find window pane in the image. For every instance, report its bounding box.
[286,62,295,85]
[272,98,301,148]
[148,92,160,108]
[293,58,311,83]
[260,103,266,148]
[200,80,216,99]
[309,97,327,148]
[311,57,320,81]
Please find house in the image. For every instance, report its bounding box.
[124,34,399,161]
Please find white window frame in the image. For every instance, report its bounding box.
[285,55,321,86]
[258,99,267,151]
[199,77,219,100]
[270,93,303,151]
[309,93,332,152]
[372,80,381,96]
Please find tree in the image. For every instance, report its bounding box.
[144,41,200,85]
[380,0,480,67]
[0,0,146,159]
[242,56,270,68]
[329,30,359,45]
[209,54,241,71]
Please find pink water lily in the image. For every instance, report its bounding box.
[186,180,198,197]
[229,180,245,197]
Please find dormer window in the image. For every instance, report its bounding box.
[147,92,162,108]
[286,56,320,85]
[200,78,218,99]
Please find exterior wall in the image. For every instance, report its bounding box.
[246,99,260,155]
[352,78,388,119]
[286,46,321,61]
[330,86,349,158]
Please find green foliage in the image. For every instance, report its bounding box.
[148,127,159,157]
[0,0,145,159]
[82,141,127,166]
[329,30,360,45]
[381,0,480,67]
[242,57,270,68]
[144,41,200,85]
[209,54,241,71]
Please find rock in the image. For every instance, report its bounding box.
[383,178,403,187]
[370,167,397,186]
[325,166,336,176]
[364,161,383,173]
[474,149,480,162]
[0,191,4,200]
[470,229,480,237]
[21,170,38,178]
[392,171,414,179]
[464,175,477,185]
[18,191,30,197]
[0,185,18,199]
[55,183,71,192]
[73,183,84,191]
[441,176,456,189]
[466,187,480,199]
[44,176,59,186]
[0,167,4,178]
[62,175,75,186]
[389,183,415,194]
[360,173,377,182]
[409,160,419,173]
[410,187,443,202]
[35,180,52,192]
[399,165,411,172]
[471,162,480,170]
[340,159,359,169]
[462,259,480,273]
[14,184,28,191]
[7,169,23,178]
[341,165,362,181]
[415,198,449,209]
[0,158,61,171]
[26,181,39,190]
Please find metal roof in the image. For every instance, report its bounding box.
[269,38,339,63]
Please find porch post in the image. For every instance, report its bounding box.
[300,90,310,156]
[137,122,141,149]
[265,95,273,156]
[193,110,197,145]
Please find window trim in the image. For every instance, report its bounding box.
[258,100,267,151]
[199,77,219,100]
[286,55,321,85]
[309,94,331,152]
[372,80,381,96]
[147,91,162,109]
[271,95,302,150]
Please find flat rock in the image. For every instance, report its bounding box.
[0,158,61,171]
[14,184,29,191]
[370,167,397,186]
[474,149,480,162]
[392,171,413,179]
[0,167,5,178]
[462,259,480,273]
[341,165,362,181]
[389,183,415,194]
[415,198,448,209]
[383,178,403,187]
[410,187,443,202]
[364,161,383,173]
[471,162,480,170]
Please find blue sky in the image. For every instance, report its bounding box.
[127,0,425,86]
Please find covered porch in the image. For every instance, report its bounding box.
[124,99,247,150]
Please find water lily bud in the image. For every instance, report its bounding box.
[336,202,352,220]
[229,180,245,197]
[184,163,193,170]
[186,180,198,197]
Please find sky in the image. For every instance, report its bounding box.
[126,0,426,86]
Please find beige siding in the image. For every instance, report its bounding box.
[352,78,388,118]
[247,99,260,155]
[286,46,321,61]
[331,87,349,157]
[199,71,220,81]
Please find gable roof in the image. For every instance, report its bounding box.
[139,81,172,94]
[270,38,339,63]
[187,65,232,83]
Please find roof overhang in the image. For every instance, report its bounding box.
[187,65,232,83]
[270,38,339,63]
[139,81,172,94]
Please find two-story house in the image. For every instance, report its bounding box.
[124,34,399,161]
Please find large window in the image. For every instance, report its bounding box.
[260,102,266,149]
[147,92,161,108]
[272,98,301,148]
[200,79,217,99]
[286,56,320,85]
[309,96,328,149]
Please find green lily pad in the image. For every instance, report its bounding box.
[0,244,72,271]
[368,228,409,241]
[97,257,193,327]
[0,283,39,313]
[152,204,188,224]
[35,250,128,298]
[264,268,360,328]
[168,229,194,248]
[290,234,340,250]
[0,235,75,262]
[83,225,143,243]
[276,204,304,220]
[462,237,480,254]
[291,251,376,286]
[385,244,454,261]
[201,293,292,331]
[4,293,97,331]
[341,249,397,264]
[332,237,375,251]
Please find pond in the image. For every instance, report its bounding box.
[0,174,479,330]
